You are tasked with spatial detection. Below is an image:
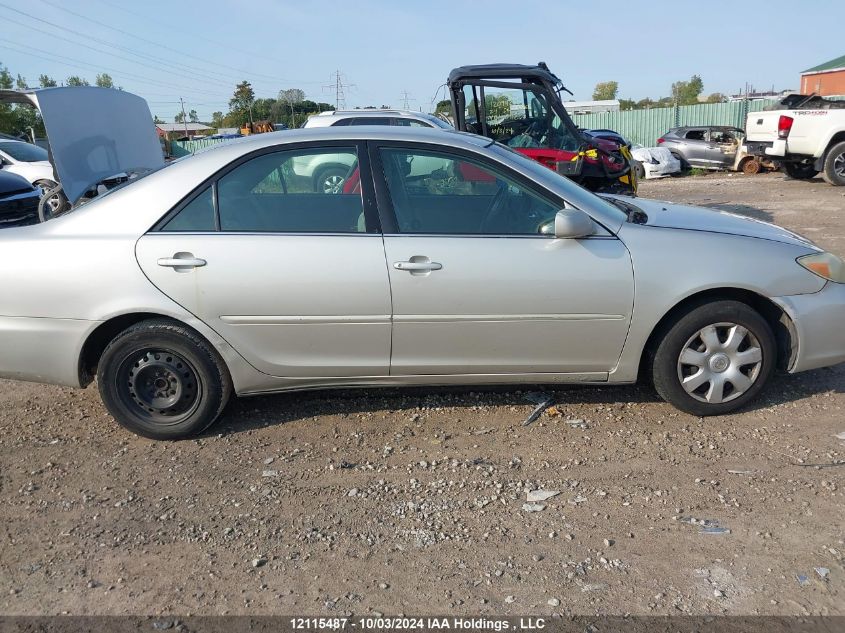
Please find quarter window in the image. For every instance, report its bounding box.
[379,148,559,235]
[161,185,215,232]
[216,148,365,232]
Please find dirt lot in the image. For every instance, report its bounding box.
[1,172,843,617]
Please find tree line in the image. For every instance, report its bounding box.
[0,60,119,138]
[592,76,727,109]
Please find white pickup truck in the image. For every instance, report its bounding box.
[745,94,845,185]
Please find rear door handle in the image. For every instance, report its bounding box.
[157,252,207,270]
[394,261,442,272]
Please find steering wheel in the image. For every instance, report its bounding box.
[479,184,511,233]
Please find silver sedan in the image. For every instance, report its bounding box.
[1,126,843,439]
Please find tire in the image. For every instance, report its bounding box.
[652,300,776,417]
[740,157,761,175]
[782,162,818,180]
[634,161,646,180]
[821,140,845,186]
[312,165,348,194]
[97,319,232,440]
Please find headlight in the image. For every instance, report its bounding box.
[797,252,845,283]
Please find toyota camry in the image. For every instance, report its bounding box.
[1,120,843,439]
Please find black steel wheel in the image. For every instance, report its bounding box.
[97,319,232,439]
[118,349,202,425]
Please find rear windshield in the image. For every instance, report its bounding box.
[0,141,48,162]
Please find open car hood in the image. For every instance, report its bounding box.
[0,87,164,205]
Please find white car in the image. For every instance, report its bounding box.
[631,144,681,179]
[0,139,56,189]
[298,111,456,192]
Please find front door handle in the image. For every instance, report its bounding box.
[157,252,206,271]
[394,261,442,272]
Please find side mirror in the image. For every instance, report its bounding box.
[540,208,595,238]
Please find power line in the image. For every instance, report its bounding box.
[0,41,231,98]
[0,14,240,92]
[87,0,280,62]
[323,70,355,110]
[0,3,258,90]
[30,0,326,86]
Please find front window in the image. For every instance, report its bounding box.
[379,147,560,235]
[0,141,48,162]
[461,84,581,152]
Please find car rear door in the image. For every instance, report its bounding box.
[135,141,392,378]
[370,141,634,377]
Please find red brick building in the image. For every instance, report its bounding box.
[800,54,845,96]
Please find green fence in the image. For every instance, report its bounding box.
[569,99,780,146]
[171,98,823,156]
[170,137,231,158]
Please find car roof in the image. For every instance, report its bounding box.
[448,63,560,85]
[198,125,491,155]
[315,109,426,118]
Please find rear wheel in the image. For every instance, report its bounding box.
[740,157,761,175]
[783,162,818,180]
[822,140,845,186]
[97,320,232,440]
[652,301,775,416]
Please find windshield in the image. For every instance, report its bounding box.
[422,113,453,130]
[0,141,48,162]
[462,84,581,151]
[488,142,627,225]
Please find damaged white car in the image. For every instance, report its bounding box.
[631,144,682,179]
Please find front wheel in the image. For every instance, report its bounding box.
[822,140,845,186]
[312,165,348,194]
[783,162,818,180]
[634,161,646,180]
[652,300,776,416]
[97,320,232,439]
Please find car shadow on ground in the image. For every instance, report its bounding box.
[698,202,776,224]
[208,365,845,437]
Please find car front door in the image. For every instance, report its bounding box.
[680,128,710,166]
[135,142,392,378]
[371,143,634,377]
[705,128,740,167]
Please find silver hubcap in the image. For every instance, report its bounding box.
[323,174,345,194]
[677,322,763,404]
[834,152,845,178]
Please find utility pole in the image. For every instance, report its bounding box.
[400,90,415,110]
[324,70,354,110]
[179,97,189,138]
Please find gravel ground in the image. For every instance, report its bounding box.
[0,172,843,617]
